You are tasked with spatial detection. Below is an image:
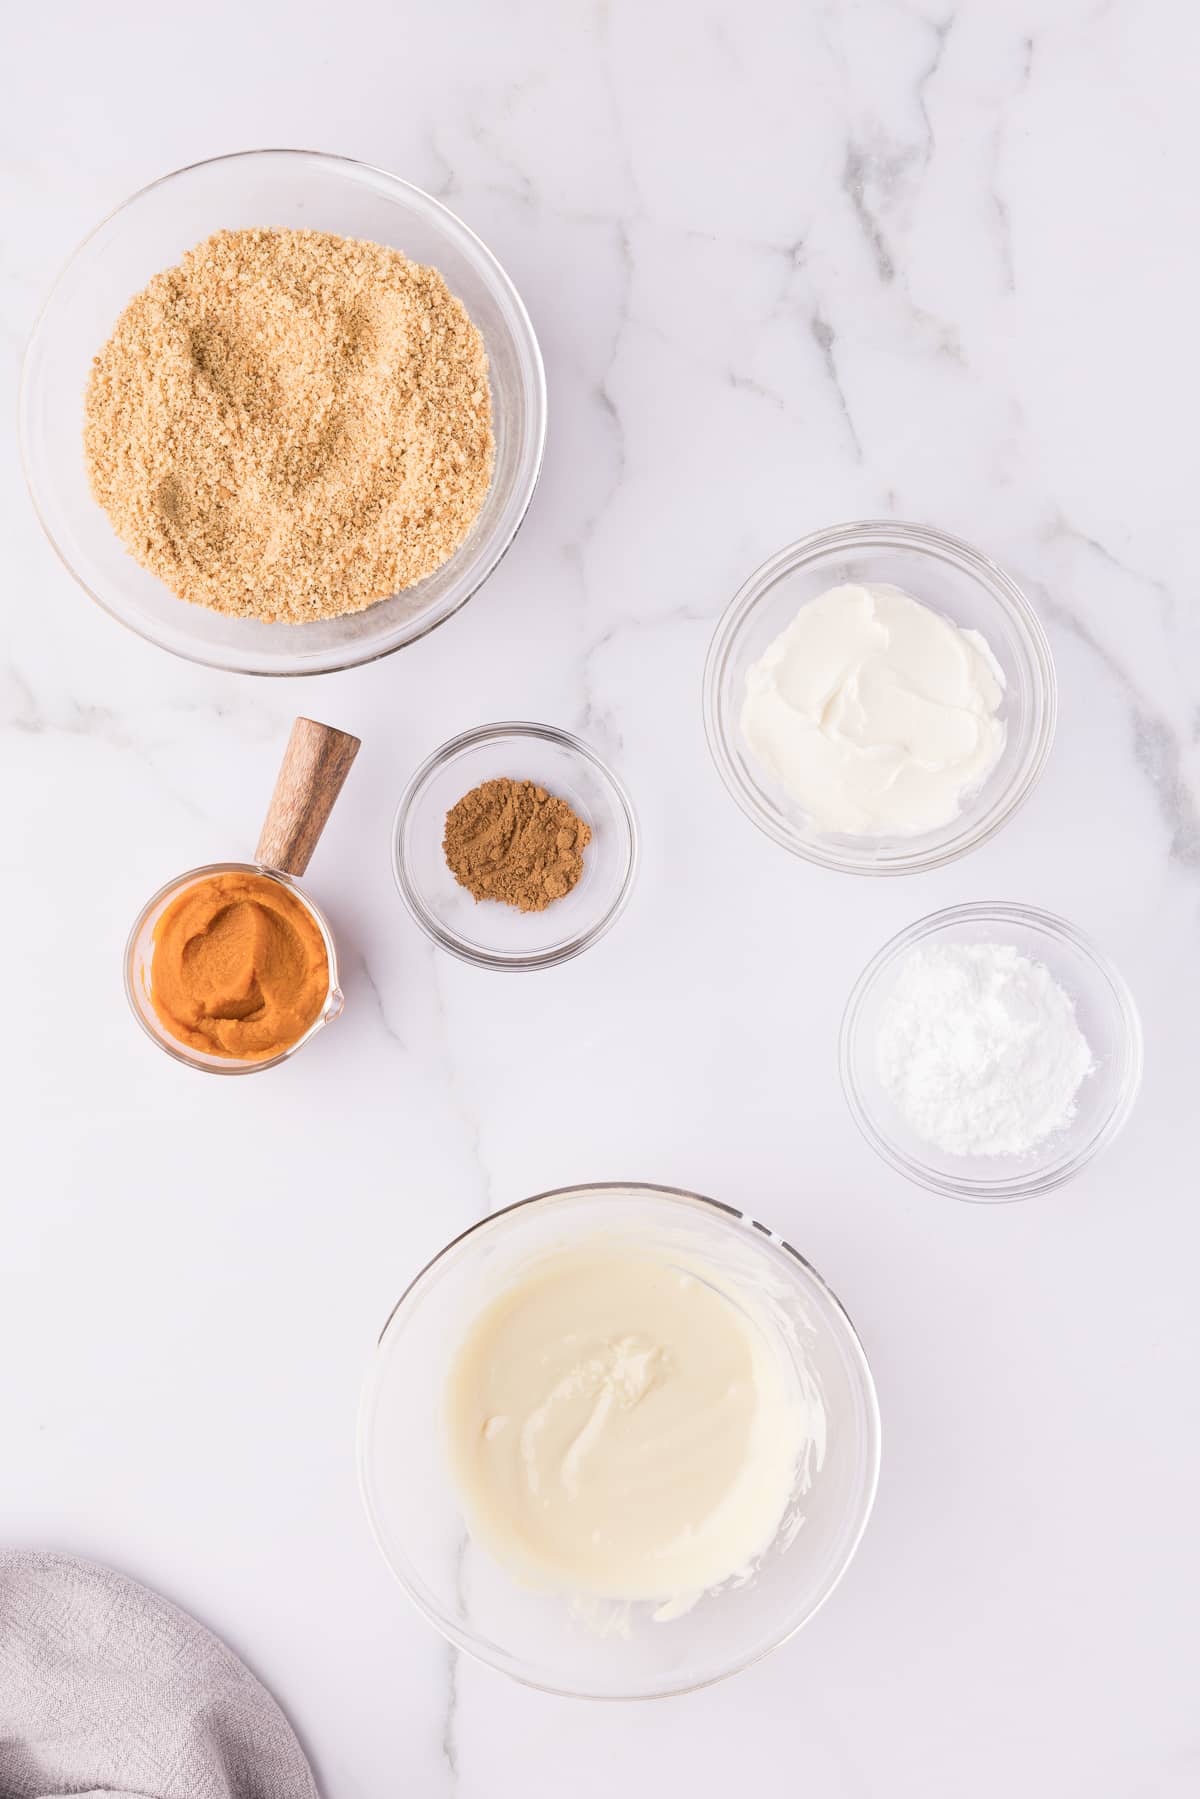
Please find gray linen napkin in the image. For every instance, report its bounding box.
[0,1552,318,1799]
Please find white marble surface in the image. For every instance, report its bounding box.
[4,0,1199,1792]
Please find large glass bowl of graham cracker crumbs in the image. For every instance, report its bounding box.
[393,723,638,970]
[20,149,546,676]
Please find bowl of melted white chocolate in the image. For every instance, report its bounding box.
[357,1182,880,1698]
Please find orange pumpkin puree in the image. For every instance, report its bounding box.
[150,870,329,1061]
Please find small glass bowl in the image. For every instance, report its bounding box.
[357,1181,881,1698]
[125,862,344,1074]
[21,149,546,676]
[839,902,1143,1201]
[703,521,1057,875]
[393,723,638,971]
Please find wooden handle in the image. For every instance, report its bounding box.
[255,717,361,877]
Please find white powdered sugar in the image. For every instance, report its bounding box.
[876,941,1094,1157]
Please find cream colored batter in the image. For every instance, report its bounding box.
[444,1247,804,1606]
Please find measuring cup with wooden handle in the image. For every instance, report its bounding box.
[125,718,361,1074]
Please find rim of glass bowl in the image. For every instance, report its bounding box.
[356,1180,883,1699]
[839,901,1144,1202]
[391,722,639,971]
[702,520,1058,875]
[19,147,548,676]
[123,862,343,1075]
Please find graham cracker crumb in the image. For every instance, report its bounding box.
[83,227,495,624]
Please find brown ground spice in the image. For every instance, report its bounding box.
[444,779,591,912]
[84,227,494,623]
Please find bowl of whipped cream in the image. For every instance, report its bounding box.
[703,520,1057,874]
[357,1182,880,1697]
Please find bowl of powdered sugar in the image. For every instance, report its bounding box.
[20,149,546,675]
[839,902,1142,1201]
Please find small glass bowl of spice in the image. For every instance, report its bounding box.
[393,722,638,970]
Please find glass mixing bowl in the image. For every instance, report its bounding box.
[358,1182,881,1698]
[839,902,1143,1201]
[392,723,638,970]
[703,521,1057,874]
[20,149,546,676]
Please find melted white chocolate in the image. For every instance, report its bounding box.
[444,1248,804,1607]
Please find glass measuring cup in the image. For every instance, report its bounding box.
[125,717,360,1074]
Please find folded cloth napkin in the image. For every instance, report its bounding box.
[0,1551,318,1799]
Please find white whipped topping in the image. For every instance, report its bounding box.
[740,581,1007,836]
